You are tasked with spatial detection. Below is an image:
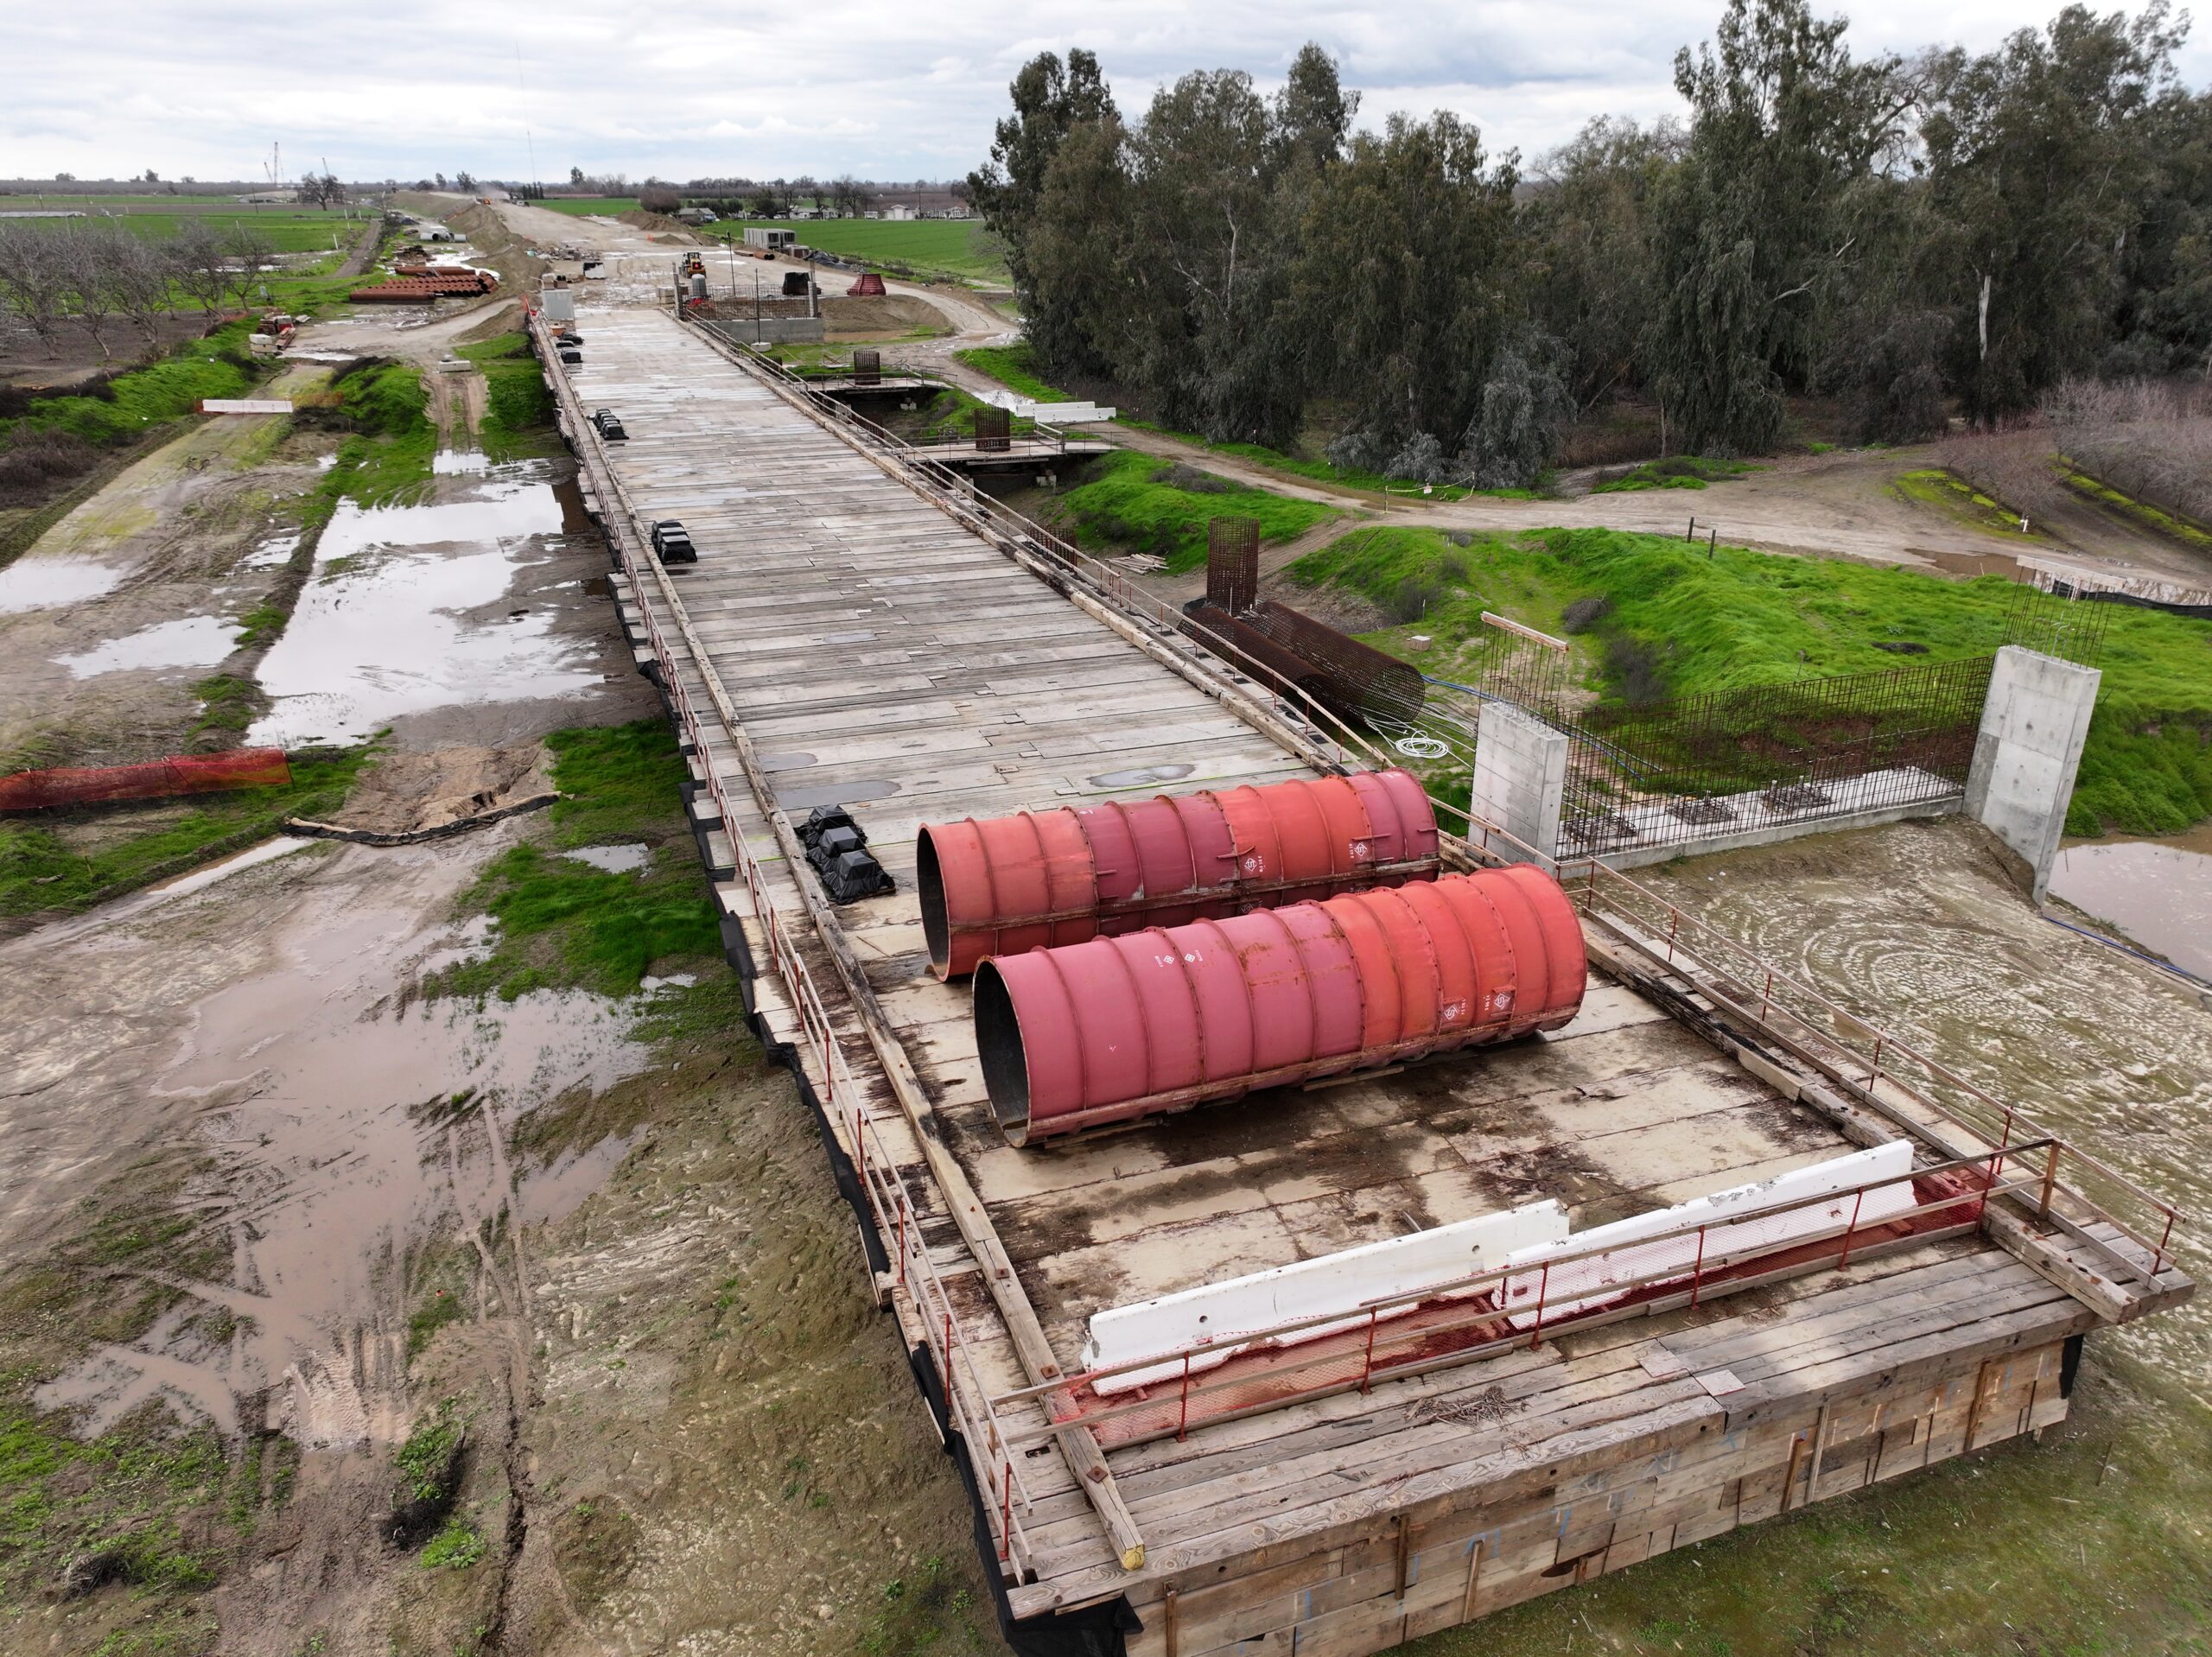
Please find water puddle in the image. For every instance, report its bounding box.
[0,557,125,613]
[55,614,238,678]
[34,875,657,1444]
[515,1132,639,1227]
[244,529,304,567]
[435,449,490,475]
[563,843,652,873]
[249,468,601,746]
[776,778,899,810]
[2050,827,2212,981]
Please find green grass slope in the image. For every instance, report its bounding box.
[1052,450,1338,575]
[1288,526,2212,835]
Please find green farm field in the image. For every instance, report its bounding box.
[0,194,372,253]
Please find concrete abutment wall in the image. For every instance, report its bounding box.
[1964,644,2101,903]
[1468,702,1567,863]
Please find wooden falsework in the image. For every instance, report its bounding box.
[543,306,2183,1651]
[537,313,1153,1570]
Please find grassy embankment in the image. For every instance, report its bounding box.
[2060,464,2212,554]
[1892,467,2041,537]
[422,721,723,1001]
[953,341,1542,501]
[1592,454,1758,492]
[1047,449,1338,575]
[1,322,272,569]
[1290,525,2212,834]
[455,332,557,461]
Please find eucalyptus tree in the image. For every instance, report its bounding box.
[1921,2,2190,418]
[1645,0,1917,454]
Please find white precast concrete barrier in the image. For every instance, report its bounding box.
[1083,1203,1568,1394]
[1082,1143,1920,1394]
[1469,702,1569,863]
[1497,1139,1917,1328]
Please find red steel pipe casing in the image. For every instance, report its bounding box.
[917,769,1438,979]
[974,866,1586,1145]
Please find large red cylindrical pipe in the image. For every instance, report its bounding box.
[918,769,1439,979]
[0,749,292,813]
[974,866,1586,1145]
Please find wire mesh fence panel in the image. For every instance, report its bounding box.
[1549,656,1996,857]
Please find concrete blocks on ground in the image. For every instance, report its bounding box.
[1469,702,1568,863]
[1965,644,2101,902]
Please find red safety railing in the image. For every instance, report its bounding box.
[988,1147,2049,1451]
[537,314,1044,1579]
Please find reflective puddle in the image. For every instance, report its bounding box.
[250,467,603,746]
[55,614,238,678]
[0,557,126,613]
[563,843,652,873]
[2050,826,2212,981]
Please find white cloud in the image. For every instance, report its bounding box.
[6,0,2203,183]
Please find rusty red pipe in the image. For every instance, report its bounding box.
[917,769,1439,979]
[0,749,291,812]
[974,866,1586,1145]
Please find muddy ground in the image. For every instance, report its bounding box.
[0,230,995,1655]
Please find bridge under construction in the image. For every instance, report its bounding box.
[532,300,2190,1657]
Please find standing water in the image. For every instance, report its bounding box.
[2050,823,2212,981]
[250,464,604,746]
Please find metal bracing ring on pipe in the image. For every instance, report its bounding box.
[973,866,1586,1145]
[917,768,1440,980]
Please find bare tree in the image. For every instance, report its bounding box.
[109,232,174,349]
[0,222,72,356]
[222,225,276,308]
[167,221,230,314]
[454,169,476,194]
[296,171,346,211]
[60,225,124,359]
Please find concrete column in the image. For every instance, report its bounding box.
[1965,644,2101,903]
[1470,702,1569,863]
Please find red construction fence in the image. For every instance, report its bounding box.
[0,749,291,811]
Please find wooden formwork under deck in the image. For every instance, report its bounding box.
[536,305,2191,1656]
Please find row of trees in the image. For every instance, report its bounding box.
[0,219,278,359]
[970,0,2211,479]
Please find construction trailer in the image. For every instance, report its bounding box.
[742,226,798,252]
[534,304,2192,1657]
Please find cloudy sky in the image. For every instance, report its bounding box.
[9,0,2205,187]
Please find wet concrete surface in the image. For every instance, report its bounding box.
[1643,816,2212,1402]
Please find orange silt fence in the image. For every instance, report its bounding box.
[0,749,292,811]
